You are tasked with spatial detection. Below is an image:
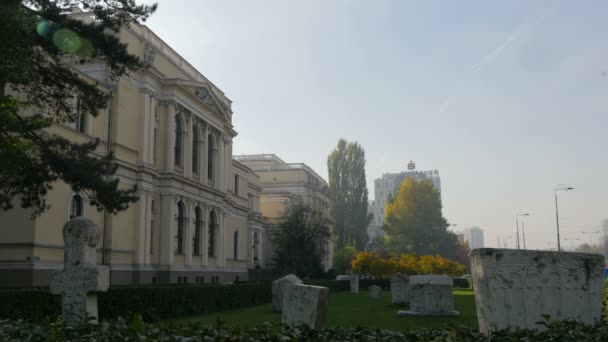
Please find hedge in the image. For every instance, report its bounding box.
[2,316,608,341]
[0,283,272,323]
[0,280,353,323]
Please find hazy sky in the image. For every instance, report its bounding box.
[142,0,608,250]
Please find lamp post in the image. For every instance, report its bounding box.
[555,185,573,251]
[516,213,530,250]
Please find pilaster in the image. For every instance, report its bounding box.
[159,193,175,266]
[165,103,176,170]
[139,91,150,165]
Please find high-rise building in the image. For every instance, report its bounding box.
[370,161,441,227]
[463,227,484,250]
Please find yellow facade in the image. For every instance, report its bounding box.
[234,154,332,270]
[0,10,263,287]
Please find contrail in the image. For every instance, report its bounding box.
[437,3,560,115]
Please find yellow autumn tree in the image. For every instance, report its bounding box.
[384,178,461,261]
[351,252,465,278]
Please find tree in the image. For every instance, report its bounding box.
[327,139,372,250]
[332,245,358,275]
[271,197,331,278]
[0,0,157,216]
[327,139,349,248]
[345,142,372,250]
[384,177,460,260]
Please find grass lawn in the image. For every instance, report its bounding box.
[173,289,477,331]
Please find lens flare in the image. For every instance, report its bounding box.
[36,20,54,39]
[52,28,81,53]
[75,38,94,58]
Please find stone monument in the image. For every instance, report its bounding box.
[390,273,409,305]
[272,274,303,311]
[50,217,109,326]
[368,285,382,300]
[471,248,605,332]
[350,274,359,293]
[282,283,329,330]
[397,275,459,316]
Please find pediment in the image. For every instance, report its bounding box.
[165,79,232,119]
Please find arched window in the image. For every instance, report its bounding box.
[192,128,199,174]
[207,134,214,181]
[69,194,83,219]
[174,116,183,167]
[176,201,185,255]
[233,230,238,260]
[253,231,260,265]
[208,211,216,257]
[193,206,201,256]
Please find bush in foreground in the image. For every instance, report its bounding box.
[1,315,608,341]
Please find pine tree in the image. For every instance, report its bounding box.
[0,1,157,216]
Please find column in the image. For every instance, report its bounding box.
[225,139,232,193]
[201,205,208,266]
[218,135,225,192]
[135,190,148,265]
[165,103,176,170]
[184,114,193,178]
[248,230,254,268]
[144,194,153,265]
[201,124,209,185]
[159,194,175,266]
[185,200,193,267]
[217,210,225,268]
[148,97,156,164]
[139,92,150,165]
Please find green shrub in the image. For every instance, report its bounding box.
[98,283,272,322]
[0,283,272,323]
[0,289,60,322]
[453,277,470,288]
[2,316,608,341]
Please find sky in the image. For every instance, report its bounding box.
[142,0,608,250]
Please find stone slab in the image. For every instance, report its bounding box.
[408,275,455,314]
[397,310,460,317]
[390,273,409,305]
[471,248,605,332]
[368,285,381,299]
[350,274,359,294]
[282,284,329,330]
[272,274,303,311]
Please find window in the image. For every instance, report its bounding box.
[193,206,201,256]
[233,230,238,260]
[248,194,253,209]
[192,128,199,174]
[234,174,239,196]
[208,210,216,257]
[207,135,214,180]
[174,116,182,167]
[70,97,86,133]
[176,201,185,255]
[69,194,83,219]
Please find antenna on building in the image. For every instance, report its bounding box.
[407,160,415,170]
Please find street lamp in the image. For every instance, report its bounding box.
[555,185,574,251]
[516,212,530,250]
